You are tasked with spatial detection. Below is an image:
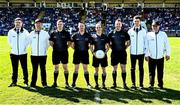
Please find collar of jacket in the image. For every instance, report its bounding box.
[14,27,24,33]
[113,29,122,34]
[35,30,42,34]
[133,26,142,32]
[56,29,64,33]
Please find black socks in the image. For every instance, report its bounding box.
[112,70,117,86]
[84,71,90,85]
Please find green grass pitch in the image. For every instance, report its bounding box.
[0,36,180,104]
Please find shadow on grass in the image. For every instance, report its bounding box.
[18,85,180,104]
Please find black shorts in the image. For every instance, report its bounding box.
[111,50,127,66]
[52,50,68,65]
[92,55,108,67]
[73,51,89,64]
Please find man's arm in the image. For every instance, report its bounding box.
[164,32,170,61]
[7,31,12,47]
[145,34,149,62]
[49,41,54,47]
[90,44,95,55]
[105,43,110,54]
[49,32,54,47]
[71,42,75,49]
[67,41,71,48]
[125,40,130,49]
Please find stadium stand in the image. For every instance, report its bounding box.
[0,8,40,35]
[0,0,179,36]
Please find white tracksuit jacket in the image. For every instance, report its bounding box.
[29,30,49,56]
[128,27,147,55]
[8,28,30,55]
[145,31,170,59]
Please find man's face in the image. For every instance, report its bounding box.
[134,18,141,27]
[95,24,102,34]
[35,22,42,30]
[57,20,64,29]
[115,21,122,31]
[152,25,160,32]
[78,23,85,32]
[14,20,23,29]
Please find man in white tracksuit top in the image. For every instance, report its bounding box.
[29,19,49,88]
[128,15,147,89]
[145,21,170,89]
[8,18,29,87]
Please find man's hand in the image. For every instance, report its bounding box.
[71,42,75,49]
[125,40,130,49]
[49,41,54,47]
[145,56,149,62]
[93,52,95,56]
[166,55,170,61]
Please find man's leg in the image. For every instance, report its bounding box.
[120,64,128,89]
[9,54,19,87]
[157,58,164,89]
[102,67,107,89]
[62,64,70,88]
[130,54,137,88]
[52,64,59,87]
[83,64,91,86]
[72,64,79,88]
[111,65,117,88]
[138,54,145,88]
[30,56,39,87]
[19,54,28,86]
[94,67,99,88]
[40,56,47,87]
[148,58,156,88]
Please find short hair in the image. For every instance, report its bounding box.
[115,18,122,25]
[35,18,43,23]
[57,19,63,24]
[96,21,102,28]
[79,21,85,24]
[116,18,121,22]
[78,22,85,27]
[133,15,141,21]
[14,17,22,22]
[152,20,160,26]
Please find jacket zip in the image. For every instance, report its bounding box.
[37,32,39,56]
[136,31,138,55]
[155,33,158,59]
[17,33,19,55]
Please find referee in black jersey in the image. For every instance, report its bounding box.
[90,22,109,89]
[49,19,71,88]
[108,19,130,89]
[71,22,92,88]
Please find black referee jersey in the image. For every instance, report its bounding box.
[91,34,109,52]
[108,30,130,51]
[71,32,92,52]
[49,30,71,51]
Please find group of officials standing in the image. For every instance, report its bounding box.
[8,15,170,90]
